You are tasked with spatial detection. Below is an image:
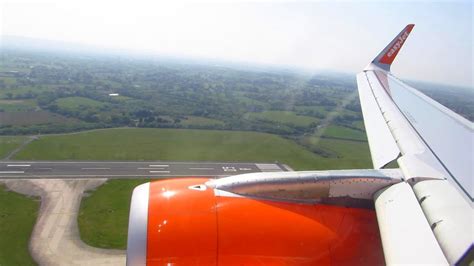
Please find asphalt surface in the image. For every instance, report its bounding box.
[0,161,290,179]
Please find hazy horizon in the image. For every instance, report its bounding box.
[1,0,472,88]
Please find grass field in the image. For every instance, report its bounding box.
[0,185,39,266]
[294,105,327,117]
[321,125,367,141]
[179,116,224,127]
[0,99,37,112]
[15,128,329,170]
[245,111,318,127]
[110,95,133,102]
[299,133,372,169]
[78,179,149,249]
[0,77,17,86]
[0,136,28,159]
[351,120,366,131]
[235,95,268,108]
[317,138,371,168]
[0,86,52,99]
[55,97,105,110]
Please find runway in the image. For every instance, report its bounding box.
[0,161,290,179]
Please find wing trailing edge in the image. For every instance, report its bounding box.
[374,182,448,265]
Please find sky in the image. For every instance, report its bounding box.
[1,0,472,87]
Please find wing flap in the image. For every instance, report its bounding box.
[374,182,448,265]
[412,180,474,263]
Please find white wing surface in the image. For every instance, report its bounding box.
[357,24,473,264]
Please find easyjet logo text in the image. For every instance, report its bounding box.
[386,31,410,58]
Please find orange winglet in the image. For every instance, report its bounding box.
[372,24,415,70]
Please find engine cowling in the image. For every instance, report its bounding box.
[127,178,384,265]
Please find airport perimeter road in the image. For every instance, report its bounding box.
[0,161,290,179]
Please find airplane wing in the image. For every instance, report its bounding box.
[356,24,473,265]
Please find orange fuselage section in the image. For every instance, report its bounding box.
[147,178,384,265]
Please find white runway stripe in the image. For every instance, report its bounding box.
[0,171,25,174]
[149,171,170,173]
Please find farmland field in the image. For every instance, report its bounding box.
[244,111,319,127]
[351,120,366,131]
[0,99,37,112]
[321,125,367,141]
[0,86,53,99]
[0,49,367,136]
[179,116,224,127]
[294,105,328,117]
[55,96,105,110]
[0,110,77,126]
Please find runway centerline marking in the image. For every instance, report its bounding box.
[81,168,110,170]
[0,171,25,174]
[149,171,170,173]
[149,165,169,167]
[7,164,31,167]
[222,166,237,172]
[138,168,165,170]
[38,168,53,170]
[189,168,214,170]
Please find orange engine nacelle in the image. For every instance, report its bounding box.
[127,178,385,266]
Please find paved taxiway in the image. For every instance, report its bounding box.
[1,179,126,265]
[0,161,290,179]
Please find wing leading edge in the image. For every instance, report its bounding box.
[357,24,473,264]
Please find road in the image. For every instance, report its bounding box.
[0,161,290,179]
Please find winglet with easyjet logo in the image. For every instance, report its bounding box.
[371,24,415,71]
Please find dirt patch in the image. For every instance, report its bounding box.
[0,111,78,126]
